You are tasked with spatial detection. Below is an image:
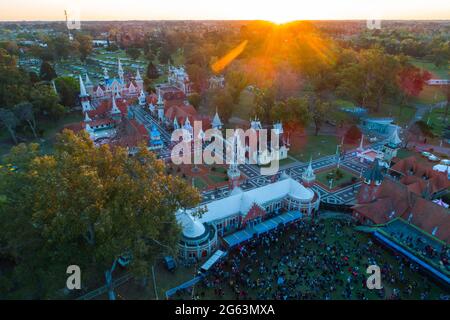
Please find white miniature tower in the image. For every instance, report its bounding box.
[111,96,121,120]
[84,112,92,123]
[118,58,124,83]
[211,108,223,130]
[79,75,93,112]
[357,134,365,152]
[138,90,146,107]
[227,132,242,190]
[383,126,402,163]
[135,68,143,92]
[302,157,316,187]
[85,74,94,96]
[157,90,165,122]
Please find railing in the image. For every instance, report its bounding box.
[76,273,133,300]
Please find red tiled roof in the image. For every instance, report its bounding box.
[353,178,450,243]
[391,156,450,195]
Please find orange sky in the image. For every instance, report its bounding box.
[0,0,449,21]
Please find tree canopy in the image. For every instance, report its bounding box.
[0,130,201,298]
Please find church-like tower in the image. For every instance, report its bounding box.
[302,157,316,187]
[135,68,144,92]
[157,91,165,122]
[79,75,93,112]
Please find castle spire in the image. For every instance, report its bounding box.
[85,73,92,86]
[136,68,142,81]
[358,135,365,151]
[212,107,223,129]
[79,75,87,97]
[111,96,121,115]
[118,58,124,82]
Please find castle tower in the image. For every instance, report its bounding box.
[138,90,146,107]
[302,157,316,187]
[79,75,93,112]
[227,132,242,190]
[84,112,92,123]
[383,126,402,163]
[111,96,121,120]
[103,67,110,82]
[173,117,180,130]
[362,159,384,186]
[85,74,94,96]
[157,91,165,122]
[135,68,143,92]
[357,134,365,152]
[118,58,124,83]
[211,108,223,130]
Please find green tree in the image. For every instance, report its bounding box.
[29,83,66,119]
[146,61,159,80]
[271,97,310,134]
[54,76,79,109]
[126,47,141,60]
[308,96,331,136]
[0,49,29,107]
[75,34,93,62]
[0,130,201,299]
[254,88,276,124]
[213,89,234,123]
[39,61,57,81]
[0,108,19,144]
[14,101,38,138]
[225,71,248,104]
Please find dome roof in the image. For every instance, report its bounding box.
[177,212,206,239]
[288,181,314,201]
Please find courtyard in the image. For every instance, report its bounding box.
[316,167,358,191]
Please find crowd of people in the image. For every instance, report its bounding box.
[175,217,449,300]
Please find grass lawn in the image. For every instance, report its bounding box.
[423,107,449,136]
[0,112,83,160]
[316,168,356,189]
[208,174,228,184]
[412,85,446,105]
[290,135,338,162]
[410,58,449,79]
[191,177,208,190]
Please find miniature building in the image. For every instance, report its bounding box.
[302,157,316,186]
[383,126,402,162]
[177,177,320,260]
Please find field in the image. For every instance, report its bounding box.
[0,112,83,160]
[289,134,338,162]
[410,58,449,79]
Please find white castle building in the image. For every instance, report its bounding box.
[248,118,290,166]
[83,59,144,101]
[177,176,320,260]
[168,64,193,95]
